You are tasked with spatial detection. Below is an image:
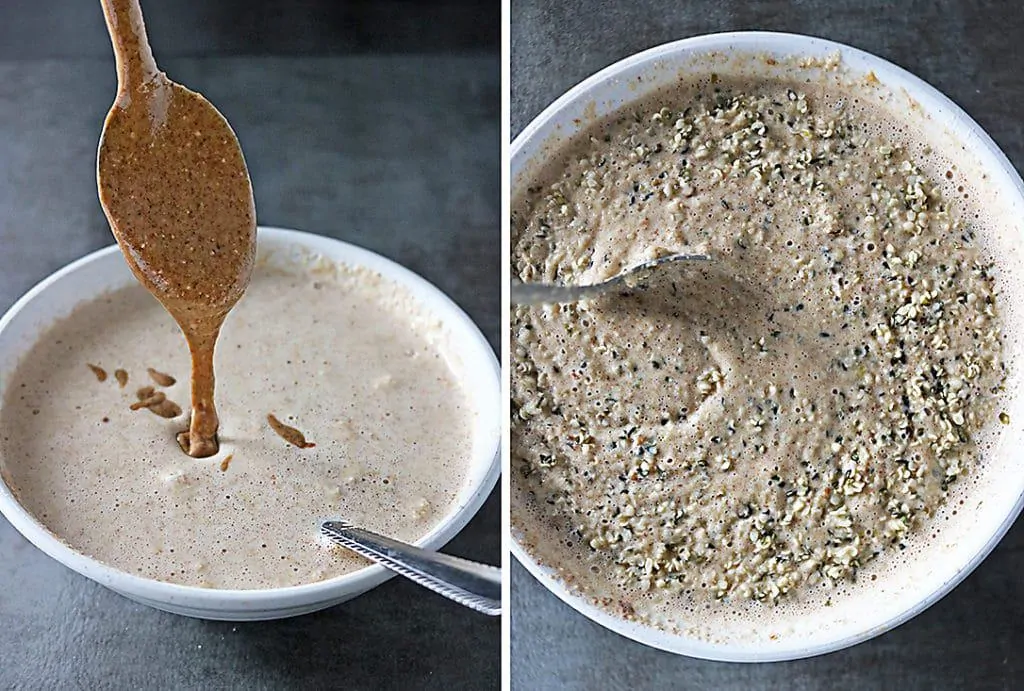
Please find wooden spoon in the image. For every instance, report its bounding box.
[96,0,257,458]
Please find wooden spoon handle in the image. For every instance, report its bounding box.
[98,0,159,91]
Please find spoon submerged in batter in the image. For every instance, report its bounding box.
[96,0,256,458]
[510,252,709,305]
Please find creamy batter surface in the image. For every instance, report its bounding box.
[512,66,1008,618]
[0,260,474,589]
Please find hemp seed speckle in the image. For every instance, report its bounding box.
[512,72,1004,607]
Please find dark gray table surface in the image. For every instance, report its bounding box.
[512,1,1024,689]
[0,3,499,690]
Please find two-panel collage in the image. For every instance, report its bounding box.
[3,1,1024,689]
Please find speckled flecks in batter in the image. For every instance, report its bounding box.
[512,72,1005,609]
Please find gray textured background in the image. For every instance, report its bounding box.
[0,2,499,689]
[511,1,1024,688]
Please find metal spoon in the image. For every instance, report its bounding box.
[510,253,710,305]
[96,0,257,458]
[320,520,502,616]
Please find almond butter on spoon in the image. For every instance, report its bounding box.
[96,0,256,458]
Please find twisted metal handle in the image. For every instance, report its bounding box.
[320,520,502,616]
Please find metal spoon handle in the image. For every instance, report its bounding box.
[510,253,709,305]
[510,280,611,305]
[320,520,502,616]
[99,0,160,90]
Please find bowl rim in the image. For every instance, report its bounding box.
[0,225,501,613]
[510,30,1024,661]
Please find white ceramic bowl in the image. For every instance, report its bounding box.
[0,226,501,620]
[511,32,1024,661]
